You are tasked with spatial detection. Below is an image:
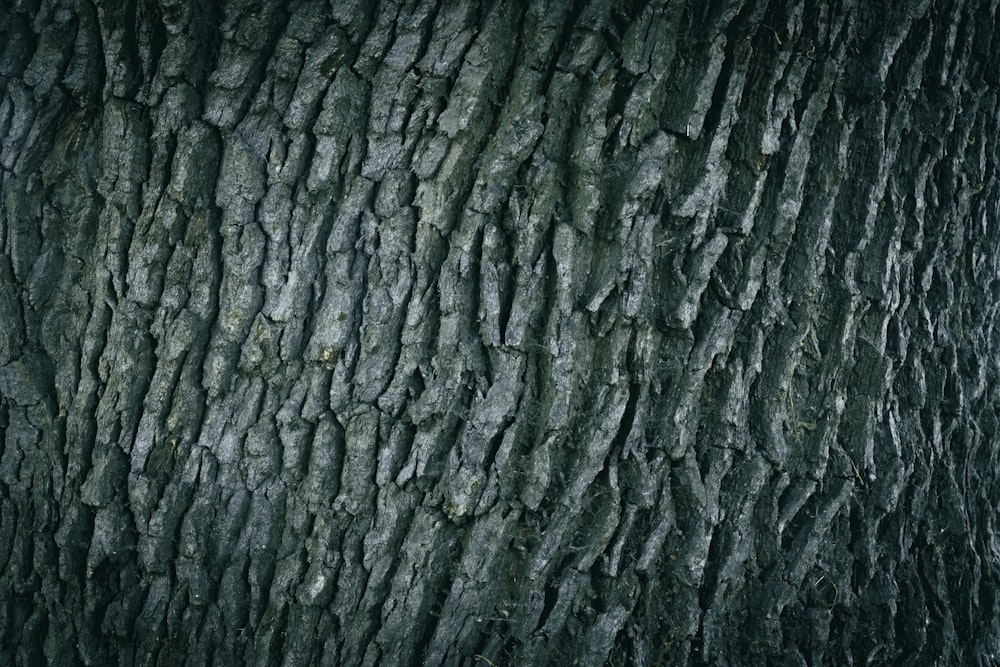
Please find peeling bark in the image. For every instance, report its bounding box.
[2,0,1000,664]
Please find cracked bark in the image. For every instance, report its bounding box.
[2,0,1000,664]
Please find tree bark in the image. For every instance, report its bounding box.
[2,0,999,664]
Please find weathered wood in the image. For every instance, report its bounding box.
[2,0,999,664]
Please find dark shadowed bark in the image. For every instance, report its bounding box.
[2,0,1000,664]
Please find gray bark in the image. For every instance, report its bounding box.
[2,0,999,664]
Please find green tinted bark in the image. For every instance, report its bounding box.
[2,0,999,664]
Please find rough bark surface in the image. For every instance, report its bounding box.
[2,0,1000,664]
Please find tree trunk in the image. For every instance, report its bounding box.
[2,0,999,664]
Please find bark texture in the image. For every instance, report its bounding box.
[2,0,1000,664]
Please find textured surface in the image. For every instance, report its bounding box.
[2,0,1000,664]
